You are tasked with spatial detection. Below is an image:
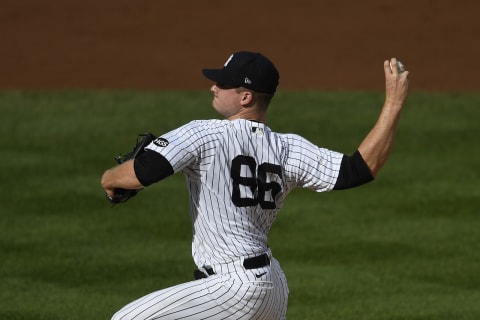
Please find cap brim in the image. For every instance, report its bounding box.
[202,69,226,83]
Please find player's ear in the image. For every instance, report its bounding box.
[239,91,254,107]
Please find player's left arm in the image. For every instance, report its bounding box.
[357,58,409,178]
[333,58,409,190]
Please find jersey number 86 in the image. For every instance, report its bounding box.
[230,155,283,209]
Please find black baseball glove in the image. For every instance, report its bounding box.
[107,132,156,204]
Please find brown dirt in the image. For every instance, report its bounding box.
[1,0,479,92]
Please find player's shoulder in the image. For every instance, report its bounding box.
[277,132,311,145]
[191,119,232,135]
[179,119,230,134]
[190,119,230,128]
[274,132,321,156]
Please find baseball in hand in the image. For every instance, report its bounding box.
[390,59,406,73]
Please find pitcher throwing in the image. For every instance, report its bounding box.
[101,51,409,319]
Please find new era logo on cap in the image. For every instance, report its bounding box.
[202,51,279,94]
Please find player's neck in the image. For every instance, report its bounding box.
[226,107,266,123]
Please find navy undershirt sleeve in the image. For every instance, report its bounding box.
[134,150,174,187]
[333,150,374,190]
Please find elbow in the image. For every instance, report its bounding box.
[357,149,389,179]
[365,163,379,179]
[101,170,113,190]
[363,156,388,178]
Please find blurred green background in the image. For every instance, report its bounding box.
[1,90,479,319]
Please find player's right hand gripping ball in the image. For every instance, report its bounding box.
[389,59,406,73]
[107,132,156,205]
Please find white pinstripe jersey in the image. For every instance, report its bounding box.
[146,119,343,268]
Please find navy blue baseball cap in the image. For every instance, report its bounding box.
[202,51,279,94]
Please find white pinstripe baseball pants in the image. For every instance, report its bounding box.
[111,257,289,320]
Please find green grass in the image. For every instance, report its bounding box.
[1,90,479,319]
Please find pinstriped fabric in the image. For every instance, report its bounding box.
[113,119,343,319]
[146,119,342,267]
[111,257,288,320]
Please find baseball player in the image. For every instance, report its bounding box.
[101,51,409,319]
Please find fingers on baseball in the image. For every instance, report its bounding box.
[385,58,409,80]
[389,58,406,73]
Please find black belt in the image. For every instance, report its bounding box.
[194,253,271,279]
[243,253,271,270]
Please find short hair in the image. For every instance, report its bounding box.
[236,87,274,111]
